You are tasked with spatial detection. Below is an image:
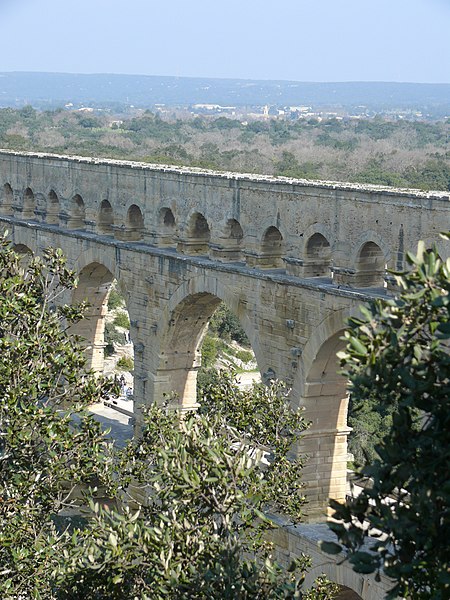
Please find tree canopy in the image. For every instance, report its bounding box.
[325,236,450,600]
[0,235,338,599]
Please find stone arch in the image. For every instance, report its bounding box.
[301,562,365,600]
[210,217,244,262]
[22,187,35,220]
[157,206,176,246]
[178,211,211,255]
[304,232,332,277]
[98,199,114,235]
[68,194,86,230]
[1,183,14,216]
[355,241,386,288]
[71,262,115,372]
[150,276,260,410]
[126,204,144,241]
[293,308,361,514]
[335,587,363,600]
[12,243,33,255]
[47,189,60,225]
[259,225,285,268]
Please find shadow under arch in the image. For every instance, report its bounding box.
[151,276,261,410]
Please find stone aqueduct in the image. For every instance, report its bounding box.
[1,149,449,518]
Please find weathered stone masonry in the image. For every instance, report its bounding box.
[1,149,449,519]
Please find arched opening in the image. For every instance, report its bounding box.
[335,586,363,599]
[210,218,244,262]
[126,204,144,241]
[72,266,135,401]
[72,263,115,372]
[68,194,86,230]
[154,294,259,410]
[12,243,33,255]
[254,225,284,269]
[22,187,35,220]
[178,212,211,255]
[299,330,349,513]
[355,241,385,288]
[1,183,14,216]
[304,233,332,277]
[99,199,114,235]
[157,207,176,246]
[47,190,60,225]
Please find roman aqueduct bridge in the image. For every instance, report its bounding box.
[1,149,449,520]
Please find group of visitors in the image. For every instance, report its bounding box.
[113,374,133,399]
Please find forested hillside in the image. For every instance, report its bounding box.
[1,106,449,191]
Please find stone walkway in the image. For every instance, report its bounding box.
[89,398,134,448]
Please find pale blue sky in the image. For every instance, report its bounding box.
[0,0,449,82]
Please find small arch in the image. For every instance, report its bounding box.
[355,241,385,287]
[99,199,114,235]
[47,189,60,225]
[68,194,86,230]
[259,225,284,268]
[304,232,331,277]
[1,183,14,216]
[159,206,175,228]
[157,207,176,246]
[180,212,211,254]
[126,204,144,241]
[225,218,243,243]
[22,187,35,220]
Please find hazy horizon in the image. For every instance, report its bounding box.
[0,0,449,84]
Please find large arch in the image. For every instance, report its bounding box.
[71,262,115,372]
[292,308,361,515]
[150,276,260,411]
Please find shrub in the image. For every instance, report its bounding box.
[113,311,130,329]
[116,356,134,372]
[107,287,124,310]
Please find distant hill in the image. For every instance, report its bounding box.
[0,72,449,115]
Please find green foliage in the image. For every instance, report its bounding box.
[107,286,125,310]
[0,235,116,598]
[209,303,250,346]
[0,106,448,190]
[104,321,126,354]
[327,236,450,599]
[113,310,130,329]
[0,238,337,598]
[116,356,134,372]
[235,348,254,363]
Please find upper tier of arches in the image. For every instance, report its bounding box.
[0,180,393,288]
[4,146,447,291]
